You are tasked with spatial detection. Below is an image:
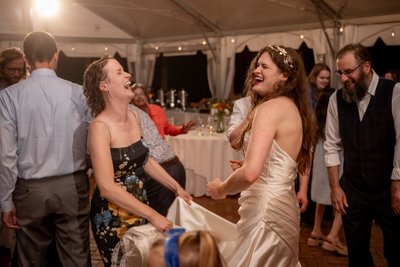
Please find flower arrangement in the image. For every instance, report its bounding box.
[209,99,232,133]
[210,100,231,116]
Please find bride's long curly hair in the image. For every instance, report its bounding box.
[237,45,316,174]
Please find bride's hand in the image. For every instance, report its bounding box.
[207,179,226,199]
[176,187,192,205]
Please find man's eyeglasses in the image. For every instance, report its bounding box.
[5,67,25,74]
[335,62,365,77]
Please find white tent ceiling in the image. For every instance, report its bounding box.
[74,0,400,43]
[1,0,400,44]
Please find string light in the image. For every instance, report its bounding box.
[230,38,235,43]
[392,30,395,37]
[300,34,304,39]
[71,46,75,52]
[339,25,344,33]
[178,46,182,51]
[202,41,206,45]
[104,46,108,51]
[155,46,159,50]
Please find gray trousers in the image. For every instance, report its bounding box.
[13,171,90,267]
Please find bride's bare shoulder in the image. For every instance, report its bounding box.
[257,96,296,113]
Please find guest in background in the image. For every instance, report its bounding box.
[384,68,400,82]
[0,47,27,90]
[0,47,28,265]
[208,45,316,266]
[0,31,91,266]
[147,230,225,267]
[130,104,187,216]
[83,56,191,266]
[131,84,195,138]
[227,96,251,150]
[307,88,347,256]
[308,63,331,110]
[325,43,400,266]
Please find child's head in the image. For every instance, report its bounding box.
[147,229,225,267]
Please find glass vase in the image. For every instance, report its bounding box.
[216,113,225,133]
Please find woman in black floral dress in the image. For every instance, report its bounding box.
[83,56,192,266]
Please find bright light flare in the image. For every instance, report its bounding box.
[34,0,60,17]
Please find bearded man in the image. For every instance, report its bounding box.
[324,43,400,267]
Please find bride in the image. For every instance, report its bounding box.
[208,45,316,267]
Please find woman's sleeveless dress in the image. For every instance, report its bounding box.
[229,139,301,267]
[90,139,150,266]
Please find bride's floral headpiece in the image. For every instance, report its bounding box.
[269,45,294,69]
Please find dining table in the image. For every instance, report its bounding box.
[165,129,243,196]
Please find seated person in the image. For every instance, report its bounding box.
[131,84,195,138]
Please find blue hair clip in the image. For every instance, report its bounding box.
[164,228,185,267]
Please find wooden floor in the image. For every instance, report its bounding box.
[0,195,388,267]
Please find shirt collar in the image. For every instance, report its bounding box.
[368,70,379,97]
[30,68,57,77]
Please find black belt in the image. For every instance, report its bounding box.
[160,156,180,169]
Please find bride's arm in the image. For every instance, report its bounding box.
[208,102,277,198]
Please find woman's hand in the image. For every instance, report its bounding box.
[175,187,192,205]
[229,160,243,171]
[149,212,173,232]
[207,179,226,199]
[181,120,196,133]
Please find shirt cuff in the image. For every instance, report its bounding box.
[1,200,14,213]
[324,153,341,167]
[391,168,400,180]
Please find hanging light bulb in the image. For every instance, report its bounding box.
[178,46,182,51]
[155,46,159,50]
[34,0,60,17]
[392,30,395,37]
[300,34,304,39]
[104,46,108,52]
[202,41,206,45]
[340,25,344,33]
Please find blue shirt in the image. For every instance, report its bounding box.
[0,68,89,212]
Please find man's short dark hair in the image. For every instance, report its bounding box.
[23,31,57,64]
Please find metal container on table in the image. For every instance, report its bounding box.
[179,89,188,110]
[157,89,165,107]
[168,89,176,109]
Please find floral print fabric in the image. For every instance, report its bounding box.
[90,139,150,266]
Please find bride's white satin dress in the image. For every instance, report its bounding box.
[229,139,301,267]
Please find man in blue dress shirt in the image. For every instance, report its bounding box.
[0,31,90,266]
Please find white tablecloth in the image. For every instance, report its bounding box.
[165,130,243,196]
[165,109,210,125]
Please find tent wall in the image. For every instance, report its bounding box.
[2,20,400,98]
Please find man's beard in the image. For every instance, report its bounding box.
[341,71,369,103]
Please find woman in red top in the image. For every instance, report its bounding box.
[131,84,194,138]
